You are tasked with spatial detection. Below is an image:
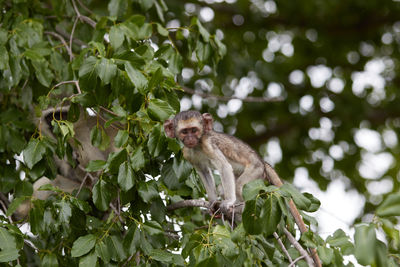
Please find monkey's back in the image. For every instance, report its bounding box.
[204,131,265,170]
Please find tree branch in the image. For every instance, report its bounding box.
[182,86,284,103]
[166,199,210,211]
[283,228,315,266]
[44,31,73,60]
[274,232,293,263]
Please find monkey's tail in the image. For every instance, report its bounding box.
[264,163,322,267]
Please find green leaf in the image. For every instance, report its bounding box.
[89,41,106,57]
[242,179,271,201]
[172,157,192,181]
[125,62,147,94]
[261,194,282,236]
[148,67,163,91]
[56,200,72,224]
[326,229,353,249]
[70,198,91,213]
[147,125,166,157]
[79,251,97,267]
[96,58,117,85]
[138,181,159,203]
[30,202,45,235]
[118,161,136,191]
[114,130,129,148]
[303,192,321,212]
[0,248,19,263]
[0,29,7,44]
[92,179,115,211]
[143,220,163,235]
[376,192,400,217]
[123,226,139,255]
[242,198,264,235]
[85,160,107,172]
[0,228,17,249]
[147,99,175,122]
[280,184,311,210]
[106,235,127,261]
[31,60,54,87]
[196,18,210,42]
[24,48,44,61]
[196,41,211,64]
[149,249,173,263]
[41,253,58,267]
[131,146,145,171]
[156,23,169,36]
[109,25,124,49]
[71,234,96,257]
[318,246,334,264]
[354,224,376,265]
[106,149,128,174]
[23,139,47,169]
[139,0,154,11]
[0,45,9,70]
[95,240,110,263]
[14,180,33,198]
[79,56,99,78]
[67,103,81,123]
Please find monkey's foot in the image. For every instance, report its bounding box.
[220,200,235,214]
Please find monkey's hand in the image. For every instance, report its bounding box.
[220,200,235,214]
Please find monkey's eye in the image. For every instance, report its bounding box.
[191,128,198,133]
[181,129,188,134]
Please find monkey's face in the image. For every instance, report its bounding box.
[179,127,202,148]
[177,120,203,148]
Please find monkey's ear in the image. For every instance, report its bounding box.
[164,119,175,138]
[202,113,213,132]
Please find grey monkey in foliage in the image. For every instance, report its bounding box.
[164,110,322,266]
[164,110,268,213]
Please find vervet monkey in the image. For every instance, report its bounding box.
[164,110,266,212]
[15,106,118,218]
[164,110,321,267]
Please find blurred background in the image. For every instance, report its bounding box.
[163,0,400,237]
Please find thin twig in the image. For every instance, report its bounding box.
[283,228,315,267]
[70,16,79,61]
[24,240,38,251]
[55,25,86,47]
[75,173,89,197]
[274,232,293,263]
[99,106,119,117]
[289,255,307,267]
[44,31,73,60]
[182,86,284,103]
[76,0,93,14]
[71,0,96,28]
[90,108,123,131]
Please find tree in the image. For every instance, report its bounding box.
[0,0,399,266]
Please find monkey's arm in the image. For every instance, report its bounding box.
[211,149,237,211]
[194,165,218,203]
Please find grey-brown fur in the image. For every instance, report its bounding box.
[165,111,266,212]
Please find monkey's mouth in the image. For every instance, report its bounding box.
[184,140,199,148]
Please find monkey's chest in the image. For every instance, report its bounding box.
[184,147,245,176]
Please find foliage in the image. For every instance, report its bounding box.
[0,0,399,266]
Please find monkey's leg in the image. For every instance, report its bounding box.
[235,163,265,201]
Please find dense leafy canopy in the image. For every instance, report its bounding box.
[0,0,400,266]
